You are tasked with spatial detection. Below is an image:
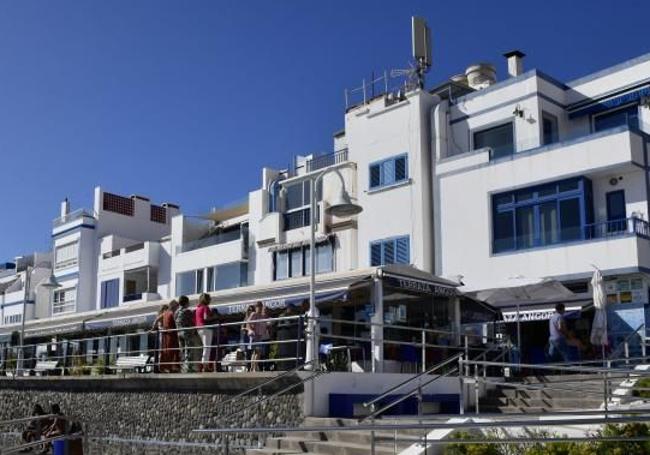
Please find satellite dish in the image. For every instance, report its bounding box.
[412,16,432,71]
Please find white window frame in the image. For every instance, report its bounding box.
[54,241,79,270]
[52,287,76,315]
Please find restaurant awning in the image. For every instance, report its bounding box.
[380,264,459,297]
[494,296,593,322]
[568,85,650,119]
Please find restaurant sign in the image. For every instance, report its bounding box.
[384,276,456,297]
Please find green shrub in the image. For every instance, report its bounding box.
[632,377,650,399]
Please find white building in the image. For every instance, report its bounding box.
[51,187,179,316]
[434,51,650,350]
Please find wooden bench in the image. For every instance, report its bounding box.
[33,360,60,376]
[109,355,152,374]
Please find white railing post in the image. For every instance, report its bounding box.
[421,330,426,373]
[458,355,465,415]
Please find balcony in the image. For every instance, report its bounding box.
[177,229,241,254]
[99,242,160,273]
[52,209,95,229]
[288,149,349,178]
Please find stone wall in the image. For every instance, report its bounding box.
[0,375,304,454]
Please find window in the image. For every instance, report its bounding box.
[369,155,408,190]
[100,279,120,309]
[3,314,22,325]
[492,177,592,253]
[53,288,76,315]
[206,262,248,291]
[176,269,204,296]
[606,190,626,232]
[369,236,410,266]
[283,180,322,231]
[273,242,334,280]
[55,242,79,270]
[474,123,514,160]
[594,104,639,132]
[542,113,559,145]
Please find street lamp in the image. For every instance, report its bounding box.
[15,256,60,375]
[303,167,362,370]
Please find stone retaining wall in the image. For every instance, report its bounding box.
[0,375,304,454]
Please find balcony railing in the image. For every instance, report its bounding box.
[283,207,321,231]
[305,149,349,173]
[585,217,650,240]
[177,230,241,254]
[52,209,94,228]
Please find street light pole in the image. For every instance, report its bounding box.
[17,264,31,375]
[304,166,362,371]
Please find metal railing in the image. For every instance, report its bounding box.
[305,149,349,173]
[0,414,84,455]
[585,217,650,240]
[52,209,94,228]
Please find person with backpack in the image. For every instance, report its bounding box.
[175,295,201,373]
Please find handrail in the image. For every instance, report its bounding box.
[608,323,645,360]
[461,358,650,376]
[362,353,462,409]
[362,366,459,421]
[218,360,314,409]
[220,367,328,421]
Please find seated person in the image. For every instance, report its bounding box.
[20,404,45,452]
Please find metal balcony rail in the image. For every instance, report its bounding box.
[52,208,95,228]
[283,207,319,231]
[305,149,349,173]
[585,216,650,240]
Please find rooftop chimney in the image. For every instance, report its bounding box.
[504,50,525,78]
[60,198,70,218]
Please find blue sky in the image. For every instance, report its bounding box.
[1,0,649,259]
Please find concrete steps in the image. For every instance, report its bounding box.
[245,417,417,455]
[480,374,614,414]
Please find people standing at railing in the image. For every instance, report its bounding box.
[175,296,201,373]
[246,302,272,371]
[241,305,255,366]
[195,293,218,372]
[42,403,66,442]
[151,302,180,373]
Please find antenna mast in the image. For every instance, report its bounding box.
[411,16,432,88]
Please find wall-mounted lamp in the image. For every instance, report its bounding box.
[513,105,524,118]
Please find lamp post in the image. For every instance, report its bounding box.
[15,257,60,376]
[302,167,362,370]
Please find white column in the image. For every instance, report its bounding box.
[370,277,384,373]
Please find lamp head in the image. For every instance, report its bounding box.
[326,189,363,217]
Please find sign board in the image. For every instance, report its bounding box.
[384,276,456,297]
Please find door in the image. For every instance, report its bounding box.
[606,190,626,233]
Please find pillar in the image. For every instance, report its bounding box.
[370,277,384,373]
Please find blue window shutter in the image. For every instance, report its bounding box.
[383,159,396,185]
[383,240,395,265]
[395,156,407,181]
[370,242,382,266]
[370,164,381,188]
[101,279,119,308]
[395,236,410,264]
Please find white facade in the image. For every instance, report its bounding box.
[51,187,179,316]
[435,52,650,300]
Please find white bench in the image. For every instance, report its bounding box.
[33,360,60,376]
[221,350,247,373]
[109,355,152,374]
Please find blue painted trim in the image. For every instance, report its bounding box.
[567,52,650,88]
[51,224,95,238]
[1,300,35,309]
[569,86,650,119]
[368,153,408,190]
[369,235,410,267]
